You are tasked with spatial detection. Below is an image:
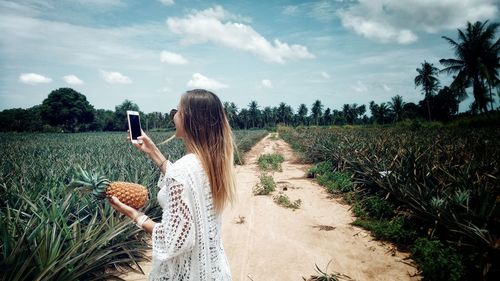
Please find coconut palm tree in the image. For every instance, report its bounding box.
[369,101,390,124]
[297,104,308,125]
[223,102,238,128]
[341,103,366,124]
[388,95,406,123]
[323,108,332,125]
[262,106,275,127]
[440,20,500,113]
[248,101,260,128]
[415,61,440,121]
[284,105,294,125]
[311,100,323,125]
[277,102,294,125]
[238,108,250,129]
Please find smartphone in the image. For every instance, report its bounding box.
[127,111,142,144]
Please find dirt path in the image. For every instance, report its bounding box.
[221,134,420,281]
[122,134,420,281]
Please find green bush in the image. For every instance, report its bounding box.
[357,195,394,219]
[411,238,464,281]
[273,192,301,210]
[258,153,285,171]
[342,191,356,205]
[308,161,333,178]
[309,162,353,193]
[253,174,276,195]
[353,217,416,244]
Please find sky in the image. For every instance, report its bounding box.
[1,0,499,114]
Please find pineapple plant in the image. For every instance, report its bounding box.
[71,168,148,209]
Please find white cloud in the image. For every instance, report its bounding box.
[63,74,84,85]
[321,71,331,79]
[100,70,132,84]
[262,79,273,88]
[309,0,338,22]
[160,51,188,65]
[339,0,498,44]
[19,73,52,84]
[283,5,298,15]
[0,13,170,73]
[159,0,175,6]
[352,81,368,92]
[382,84,391,92]
[187,73,228,90]
[167,6,315,64]
[340,14,418,44]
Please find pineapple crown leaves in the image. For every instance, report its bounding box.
[69,166,111,200]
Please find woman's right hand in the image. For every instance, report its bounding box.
[128,130,167,170]
[127,130,158,156]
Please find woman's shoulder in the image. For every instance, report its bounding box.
[173,153,199,168]
[169,154,203,175]
[166,154,205,187]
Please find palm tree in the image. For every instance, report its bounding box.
[356,104,366,119]
[369,101,390,124]
[311,100,323,125]
[272,107,279,125]
[238,108,250,129]
[262,106,275,127]
[284,105,294,125]
[332,109,345,125]
[323,108,332,125]
[388,95,406,122]
[342,104,352,124]
[433,86,461,120]
[297,104,308,125]
[248,101,260,128]
[277,102,288,125]
[223,102,238,128]
[440,20,500,113]
[341,104,366,124]
[415,61,440,121]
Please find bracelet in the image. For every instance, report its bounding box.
[158,158,169,169]
[132,211,143,221]
[135,214,149,230]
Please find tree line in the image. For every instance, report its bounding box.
[0,20,498,132]
[0,87,174,133]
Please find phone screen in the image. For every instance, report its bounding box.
[129,114,141,140]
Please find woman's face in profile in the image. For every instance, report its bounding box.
[174,105,185,138]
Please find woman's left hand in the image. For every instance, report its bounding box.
[108,196,139,220]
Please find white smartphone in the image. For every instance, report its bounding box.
[127,110,142,144]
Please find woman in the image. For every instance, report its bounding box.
[109,89,235,280]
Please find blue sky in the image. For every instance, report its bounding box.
[1,0,499,114]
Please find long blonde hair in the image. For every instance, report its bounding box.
[178,89,236,213]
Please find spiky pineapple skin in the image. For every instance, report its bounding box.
[106,182,148,209]
[72,168,148,209]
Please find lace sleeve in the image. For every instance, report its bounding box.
[157,160,173,188]
[152,179,196,261]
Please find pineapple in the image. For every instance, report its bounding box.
[71,168,148,209]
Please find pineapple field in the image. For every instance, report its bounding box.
[1,127,498,281]
[0,130,267,281]
[278,125,499,281]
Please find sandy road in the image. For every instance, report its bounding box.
[221,134,420,281]
[122,133,420,281]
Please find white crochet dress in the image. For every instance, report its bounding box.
[150,153,231,280]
